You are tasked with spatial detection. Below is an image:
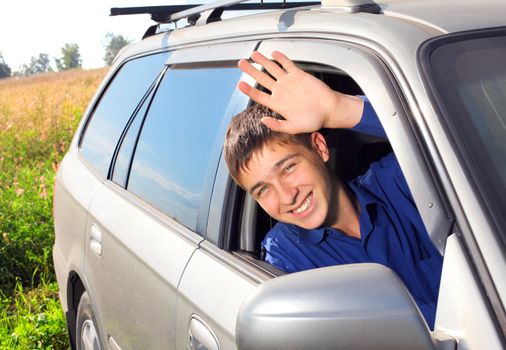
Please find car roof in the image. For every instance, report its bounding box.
[379,0,506,34]
[120,0,506,61]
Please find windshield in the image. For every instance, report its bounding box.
[422,30,506,239]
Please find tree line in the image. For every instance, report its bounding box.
[0,33,130,79]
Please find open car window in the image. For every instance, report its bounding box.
[231,67,392,262]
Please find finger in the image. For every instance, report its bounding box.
[250,51,286,79]
[237,81,272,107]
[261,117,292,133]
[271,51,299,73]
[238,59,276,91]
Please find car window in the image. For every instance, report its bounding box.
[111,89,155,188]
[80,52,169,177]
[423,31,506,239]
[232,68,392,257]
[127,66,242,231]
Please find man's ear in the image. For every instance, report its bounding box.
[311,132,330,162]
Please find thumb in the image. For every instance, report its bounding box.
[261,117,291,133]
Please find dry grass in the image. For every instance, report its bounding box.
[0,68,108,160]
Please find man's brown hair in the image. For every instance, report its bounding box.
[224,104,312,185]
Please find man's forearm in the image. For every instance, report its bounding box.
[323,92,364,130]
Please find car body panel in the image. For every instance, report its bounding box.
[84,181,200,349]
[53,145,103,310]
[381,0,506,34]
[175,242,270,350]
[436,232,504,349]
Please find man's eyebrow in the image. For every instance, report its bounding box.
[248,153,299,195]
[273,153,299,170]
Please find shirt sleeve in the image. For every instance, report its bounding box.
[350,96,387,139]
[360,152,416,206]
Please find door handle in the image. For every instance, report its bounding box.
[90,223,103,256]
[189,315,219,350]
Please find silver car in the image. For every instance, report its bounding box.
[52,0,506,349]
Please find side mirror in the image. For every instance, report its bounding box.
[237,263,452,350]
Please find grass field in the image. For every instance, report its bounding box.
[0,68,107,349]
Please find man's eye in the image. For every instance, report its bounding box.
[257,185,269,197]
[282,163,296,175]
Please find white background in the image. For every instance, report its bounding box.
[0,0,186,71]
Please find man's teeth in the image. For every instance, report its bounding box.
[292,193,312,214]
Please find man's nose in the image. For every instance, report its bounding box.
[278,182,298,206]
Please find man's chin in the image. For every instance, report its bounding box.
[291,216,326,230]
[298,223,323,230]
[276,210,326,229]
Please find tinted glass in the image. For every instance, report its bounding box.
[426,33,506,236]
[127,67,242,230]
[111,94,152,187]
[80,52,169,177]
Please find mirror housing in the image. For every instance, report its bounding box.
[237,263,445,350]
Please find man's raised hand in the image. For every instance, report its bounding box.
[237,51,363,134]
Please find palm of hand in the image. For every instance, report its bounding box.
[238,51,339,134]
[269,71,335,134]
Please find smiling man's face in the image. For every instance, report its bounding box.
[237,132,337,230]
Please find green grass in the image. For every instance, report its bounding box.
[0,68,107,348]
[0,159,55,291]
[0,281,68,349]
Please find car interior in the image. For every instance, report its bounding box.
[225,66,393,274]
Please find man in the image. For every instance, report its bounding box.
[224,51,442,329]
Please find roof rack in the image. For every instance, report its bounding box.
[111,0,320,26]
[111,0,380,38]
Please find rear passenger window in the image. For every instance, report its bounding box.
[111,93,152,188]
[127,66,242,230]
[80,52,169,177]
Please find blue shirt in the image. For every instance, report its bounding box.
[261,99,443,329]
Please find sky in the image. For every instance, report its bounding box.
[0,0,187,71]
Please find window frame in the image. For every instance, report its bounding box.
[124,62,244,234]
[257,39,452,252]
[209,38,452,256]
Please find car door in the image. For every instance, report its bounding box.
[85,41,259,349]
[82,53,202,349]
[174,159,274,350]
[75,51,174,348]
[85,180,200,350]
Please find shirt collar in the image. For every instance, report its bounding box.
[347,180,378,243]
[297,225,326,244]
[292,180,380,245]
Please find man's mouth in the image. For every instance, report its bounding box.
[291,192,313,214]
